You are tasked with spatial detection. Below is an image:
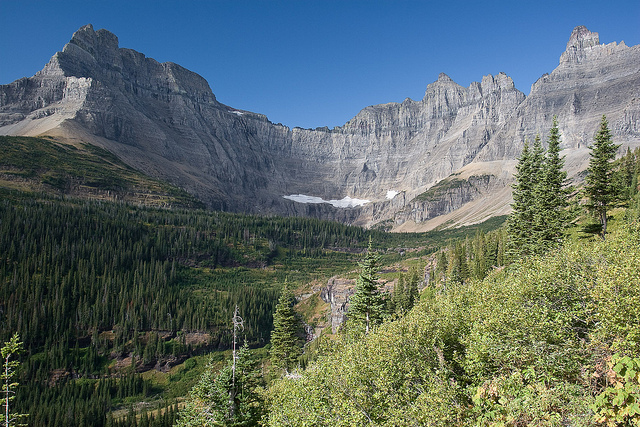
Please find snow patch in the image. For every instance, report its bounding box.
[229,110,244,116]
[386,190,400,199]
[284,194,370,208]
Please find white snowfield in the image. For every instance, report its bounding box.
[386,190,399,199]
[283,194,370,208]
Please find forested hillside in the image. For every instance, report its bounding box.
[0,136,510,426]
[3,132,637,425]
[266,213,640,425]
[0,135,204,208]
[0,191,368,425]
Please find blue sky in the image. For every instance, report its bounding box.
[1,0,638,129]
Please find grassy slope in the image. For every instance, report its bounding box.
[0,135,204,208]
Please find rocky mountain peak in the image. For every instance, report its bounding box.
[560,25,603,65]
[566,25,599,51]
[480,72,516,93]
[422,72,464,105]
[35,24,217,105]
[437,72,453,82]
[37,23,121,79]
[68,24,120,58]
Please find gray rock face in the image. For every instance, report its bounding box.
[1,25,639,228]
[481,26,640,159]
[0,25,285,211]
[395,174,503,225]
[320,277,355,334]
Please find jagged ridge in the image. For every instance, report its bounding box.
[1,24,639,229]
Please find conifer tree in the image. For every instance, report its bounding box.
[471,230,489,279]
[176,343,263,427]
[392,275,405,314]
[585,116,620,239]
[348,239,385,334]
[508,119,570,258]
[405,268,420,310]
[269,286,302,373]
[1,333,26,427]
[614,147,639,201]
[507,138,537,258]
[614,147,640,201]
[391,270,419,316]
[533,116,569,249]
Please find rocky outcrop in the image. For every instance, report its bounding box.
[1,25,639,229]
[560,26,614,65]
[396,174,502,225]
[320,277,355,333]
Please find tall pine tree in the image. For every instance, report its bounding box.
[348,239,385,335]
[534,116,569,250]
[405,268,420,310]
[585,115,620,239]
[269,286,302,373]
[507,136,542,258]
[391,275,405,314]
[615,147,639,201]
[508,118,569,258]
[391,269,419,316]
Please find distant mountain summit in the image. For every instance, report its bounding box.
[561,25,607,64]
[1,25,639,230]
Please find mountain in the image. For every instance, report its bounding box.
[1,25,639,229]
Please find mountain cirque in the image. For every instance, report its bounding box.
[1,25,639,230]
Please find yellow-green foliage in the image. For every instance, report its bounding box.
[265,290,469,426]
[587,223,640,355]
[264,219,640,426]
[592,354,640,426]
